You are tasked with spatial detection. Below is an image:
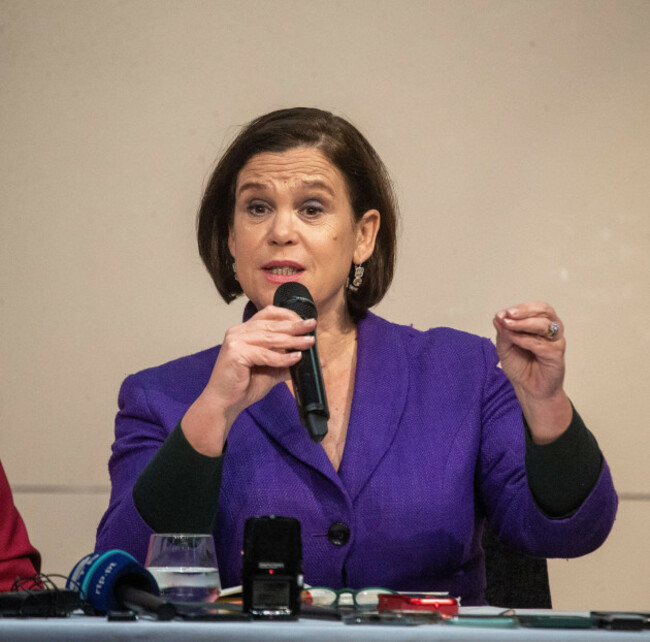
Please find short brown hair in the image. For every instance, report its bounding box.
[197,107,398,322]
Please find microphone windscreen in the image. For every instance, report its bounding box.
[67,550,159,614]
[274,282,317,320]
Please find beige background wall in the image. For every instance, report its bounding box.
[1,0,648,610]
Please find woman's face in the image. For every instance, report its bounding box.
[228,146,379,322]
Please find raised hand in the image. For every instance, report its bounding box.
[493,302,573,444]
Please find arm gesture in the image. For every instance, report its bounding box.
[493,302,572,444]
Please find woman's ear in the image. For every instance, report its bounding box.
[354,209,381,264]
[228,225,235,258]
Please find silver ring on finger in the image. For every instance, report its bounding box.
[547,322,560,340]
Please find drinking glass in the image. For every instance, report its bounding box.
[145,533,221,602]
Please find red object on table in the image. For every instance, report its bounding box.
[377,593,459,616]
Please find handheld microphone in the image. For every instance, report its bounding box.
[273,282,329,443]
[67,550,176,620]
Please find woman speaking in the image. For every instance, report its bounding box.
[95,108,617,605]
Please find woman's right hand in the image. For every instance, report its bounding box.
[180,306,316,456]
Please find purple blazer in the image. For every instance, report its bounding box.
[95,312,617,604]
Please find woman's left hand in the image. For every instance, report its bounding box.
[493,302,573,444]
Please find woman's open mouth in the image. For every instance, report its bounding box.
[266,266,302,276]
[262,262,305,283]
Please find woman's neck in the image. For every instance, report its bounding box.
[312,307,358,473]
[314,303,357,364]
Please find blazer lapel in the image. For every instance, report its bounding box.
[338,312,409,502]
[244,311,409,499]
[245,382,339,483]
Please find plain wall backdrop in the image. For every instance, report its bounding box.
[1,0,648,609]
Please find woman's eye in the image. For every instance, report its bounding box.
[301,202,323,217]
[247,202,269,216]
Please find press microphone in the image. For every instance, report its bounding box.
[67,550,176,620]
[273,282,329,443]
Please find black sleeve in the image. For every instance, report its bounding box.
[133,423,224,533]
[525,406,603,519]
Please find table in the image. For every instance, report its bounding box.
[1,609,649,641]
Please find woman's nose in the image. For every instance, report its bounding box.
[268,209,297,245]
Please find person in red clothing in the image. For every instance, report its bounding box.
[0,460,41,591]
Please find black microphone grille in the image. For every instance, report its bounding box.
[273,282,317,320]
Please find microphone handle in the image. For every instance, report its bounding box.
[115,584,177,621]
[290,336,329,443]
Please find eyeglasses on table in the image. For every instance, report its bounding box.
[301,587,396,609]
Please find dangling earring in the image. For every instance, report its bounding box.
[232,261,239,282]
[347,263,364,292]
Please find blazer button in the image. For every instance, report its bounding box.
[327,522,350,546]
